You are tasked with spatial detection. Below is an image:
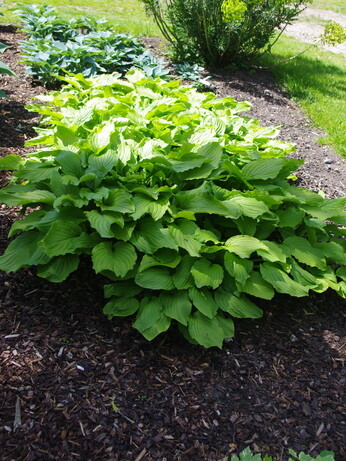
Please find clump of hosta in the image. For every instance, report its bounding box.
[0,71,345,348]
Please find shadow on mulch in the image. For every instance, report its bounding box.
[0,102,38,149]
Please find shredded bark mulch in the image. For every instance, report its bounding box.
[0,25,345,461]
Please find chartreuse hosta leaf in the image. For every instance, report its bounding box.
[0,70,345,348]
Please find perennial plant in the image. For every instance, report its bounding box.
[0,71,345,348]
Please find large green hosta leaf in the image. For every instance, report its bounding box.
[160,290,192,326]
[239,271,274,300]
[225,235,267,258]
[97,188,135,213]
[283,236,327,270]
[188,312,224,349]
[224,196,269,219]
[172,255,195,289]
[104,297,140,317]
[0,154,23,170]
[138,250,181,272]
[191,258,224,289]
[85,210,124,238]
[242,158,286,180]
[214,291,263,318]
[133,297,171,340]
[37,254,80,282]
[0,231,49,272]
[224,252,253,286]
[168,219,202,257]
[92,241,137,277]
[131,217,178,254]
[260,262,310,297]
[0,185,56,207]
[135,267,175,290]
[175,188,230,215]
[188,287,218,319]
[41,221,98,256]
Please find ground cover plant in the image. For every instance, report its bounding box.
[0,71,345,349]
[141,0,313,66]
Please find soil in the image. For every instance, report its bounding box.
[0,25,345,461]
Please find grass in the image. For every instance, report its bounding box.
[1,0,161,37]
[311,0,346,15]
[261,35,346,157]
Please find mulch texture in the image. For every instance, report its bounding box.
[0,25,345,461]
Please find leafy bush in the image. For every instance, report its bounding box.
[15,4,168,85]
[228,446,335,461]
[0,71,345,348]
[141,0,312,66]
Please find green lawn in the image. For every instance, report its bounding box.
[2,0,161,36]
[261,35,346,157]
[311,0,346,14]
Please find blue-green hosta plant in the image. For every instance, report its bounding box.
[0,71,345,348]
[15,4,169,86]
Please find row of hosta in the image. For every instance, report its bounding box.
[0,71,345,348]
[16,4,169,86]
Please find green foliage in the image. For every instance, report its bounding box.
[1,0,160,37]
[0,7,16,97]
[322,21,346,46]
[16,4,168,86]
[230,447,273,461]
[141,0,312,66]
[228,447,335,461]
[173,62,212,89]
[288,449,335,461]
[0,71,345,348]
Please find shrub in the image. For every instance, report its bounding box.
[0,71,345,348]
[15,5,169,86]
[141,0,312,66]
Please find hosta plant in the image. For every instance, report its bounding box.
[0,5,16,97]
[0,41,16,97]
[0,71,345,348]
[15,4,168,86]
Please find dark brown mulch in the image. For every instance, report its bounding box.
[0,25,345,461]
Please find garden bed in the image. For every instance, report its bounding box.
[0,25,345,461]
